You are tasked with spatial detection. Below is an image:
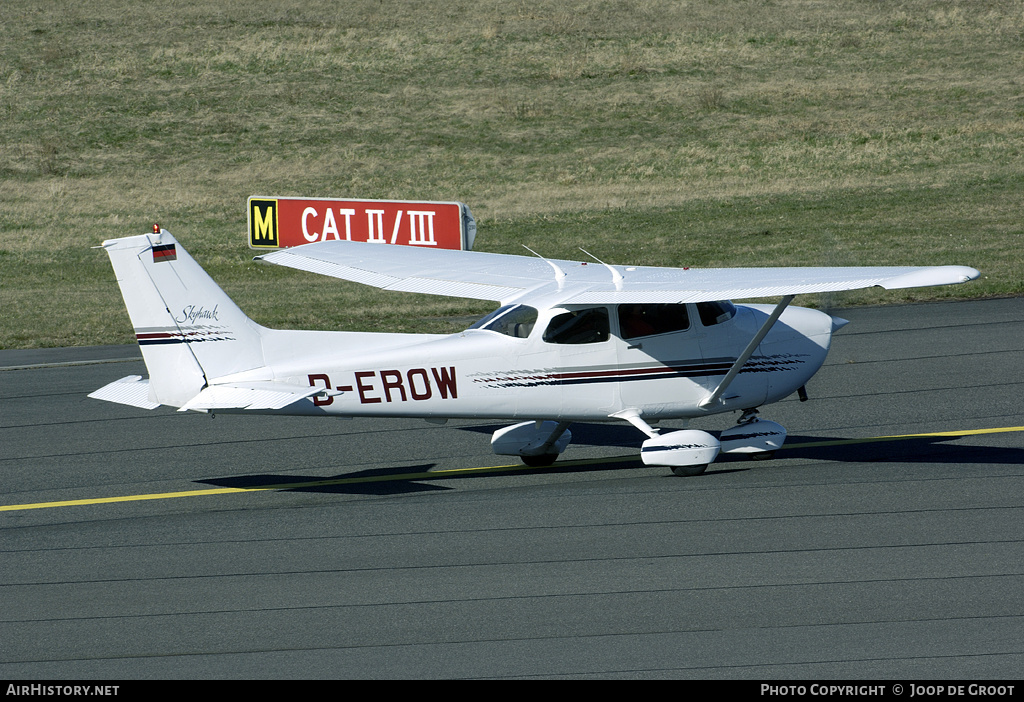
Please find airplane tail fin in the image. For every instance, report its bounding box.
[98,228,266,407]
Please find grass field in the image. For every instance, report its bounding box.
[2,0,1022,348]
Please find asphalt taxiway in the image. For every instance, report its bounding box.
[1,298,1022,679]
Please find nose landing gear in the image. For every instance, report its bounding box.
[719,408,787,460]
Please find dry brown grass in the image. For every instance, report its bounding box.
[2,0,1022,347]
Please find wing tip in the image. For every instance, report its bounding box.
[879,265,981,290]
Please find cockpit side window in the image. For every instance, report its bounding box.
[618,303,690,340]
[468,304,538,338]
[543,307,610,345]
[696,300,737,326]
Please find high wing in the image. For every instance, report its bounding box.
[256,241,557,302]
[256,239,980,304]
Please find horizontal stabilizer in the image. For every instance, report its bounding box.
[178,382,327,412]
[88,376,161,410]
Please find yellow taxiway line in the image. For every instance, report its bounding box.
[776,425,1024,449]
[3,425,1023,513]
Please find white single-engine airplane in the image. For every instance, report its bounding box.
[90,226,979,475]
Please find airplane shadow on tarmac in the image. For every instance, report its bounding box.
[196,423,1024,496]
[463,422,1024,468]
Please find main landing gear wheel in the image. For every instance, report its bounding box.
[492,421,572,467]
[639,429,720,476]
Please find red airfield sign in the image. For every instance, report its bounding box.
[248,197,476,251]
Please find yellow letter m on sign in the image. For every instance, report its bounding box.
[249,198,279,248]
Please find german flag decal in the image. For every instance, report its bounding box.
[152,243,177,263]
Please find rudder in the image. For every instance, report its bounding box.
[100,228,266,407]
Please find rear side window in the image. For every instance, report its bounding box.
[696,300,736,326]
[543,308,610,344]
[618,303,690,340]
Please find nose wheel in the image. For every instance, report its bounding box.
[720,408,787,460]
[521,453,559,467]
[671,463,709,477]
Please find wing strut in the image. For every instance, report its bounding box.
[522,245,567,290]
[699,294,795,409]
[580,248,624,291]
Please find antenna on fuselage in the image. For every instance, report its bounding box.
[579,248,624,291]
[522,245,567,289]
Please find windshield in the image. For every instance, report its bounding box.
[468,304,538,338]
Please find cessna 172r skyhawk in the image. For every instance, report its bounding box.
[89,227,979,475]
